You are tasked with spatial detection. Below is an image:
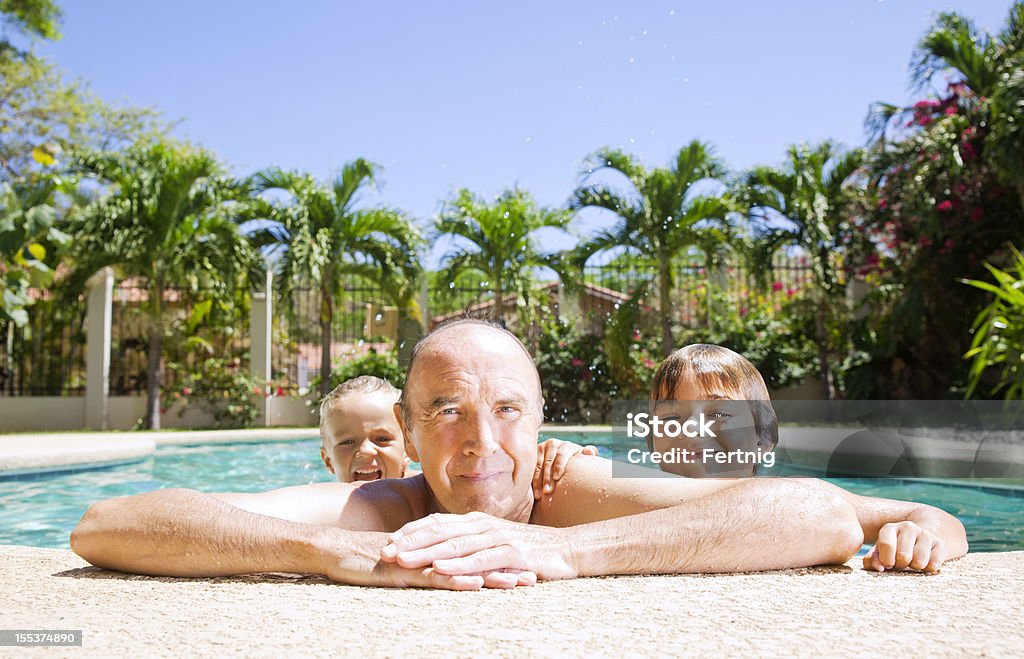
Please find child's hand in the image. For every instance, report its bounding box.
[862,521,947,573]
[533,438,599,498]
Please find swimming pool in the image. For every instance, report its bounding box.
[1,437,1021,551]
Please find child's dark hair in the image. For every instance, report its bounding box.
[650,344,778,451]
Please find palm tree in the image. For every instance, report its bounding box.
[571,141,733,357]
[247,160,421,399]
[68,139,258,429]
[739,141,864,400]
[434,187,571,331]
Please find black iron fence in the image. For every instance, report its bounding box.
[0,293,87,396]
[1,255,818,397]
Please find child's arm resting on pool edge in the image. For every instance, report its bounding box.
[811,480,968,572]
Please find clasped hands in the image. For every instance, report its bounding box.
[376,511,577,590]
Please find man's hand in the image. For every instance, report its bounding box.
[379,512,578,582]
[533,438,598,498]
[315,528,538,591]
[862,521,947,573]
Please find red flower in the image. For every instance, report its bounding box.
[571,358,585,368]
[786,288,797,297]
[772,281,784,292]
[181,387,192,396]
[276,387,285,397]
[944,105,957,116]
[945,239,956,249]
[936,200,953,212]
[878,199,888,209]
[642,358,655,369]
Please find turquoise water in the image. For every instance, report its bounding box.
[1,437,1021,552]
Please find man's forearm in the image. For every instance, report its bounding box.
[70,488,376,578]
[566,480,864,576]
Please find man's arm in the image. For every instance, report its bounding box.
[382,456,864,577]
[70,484,374,577]
[809,480,968,572]
[70,480,533,589]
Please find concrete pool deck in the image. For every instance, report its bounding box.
[0,426,609,475]
[3,545,1021,657]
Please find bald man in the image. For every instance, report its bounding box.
[71,320,966,589]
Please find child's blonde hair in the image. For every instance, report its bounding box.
[650,344,778,450]
[318,376,401,443]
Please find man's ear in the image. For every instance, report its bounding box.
[395,402,419,463]
[320,446,334,474]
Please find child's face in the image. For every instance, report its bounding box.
[320,391,407,483]
[650,379,760,478]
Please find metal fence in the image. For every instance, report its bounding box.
[0,293,87,396]
[1,255,817,397]
[109,283,251,395]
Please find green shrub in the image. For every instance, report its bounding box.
[168,357,262,428]
[310,347,405,396]
[963,245,1024,400]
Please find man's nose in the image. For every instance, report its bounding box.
[463,415,500,457]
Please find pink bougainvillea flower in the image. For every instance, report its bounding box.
[936,200,953,212]
[182,387,192,396]
[945,239,956,249]
[772,281,784,292]
[642,358,655,369]
[571,358,585,368]
[944,105,957,116]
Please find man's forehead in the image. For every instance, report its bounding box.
[408,325,539,392]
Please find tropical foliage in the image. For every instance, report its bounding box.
[434,187,570,330]
[247,160,421,398]
[738,141,864,399]
[66,139,257,428]
[962,245,1024,400]
[572,140,734,357]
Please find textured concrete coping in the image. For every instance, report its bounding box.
[0,428,319,475]
[0,434,155,475]
[3,546,1021,657]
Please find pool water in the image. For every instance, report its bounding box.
[1,438,1021,552]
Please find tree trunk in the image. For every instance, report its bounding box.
[144,281,163,430]
[814,300,835,401]
[658,260,673,358]
[319,282,334,400]
[494,277,505,329]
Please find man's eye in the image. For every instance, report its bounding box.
[375,436,395,444]
[498,406,520,414]
[440,408,459,415]
[338,439,355,446]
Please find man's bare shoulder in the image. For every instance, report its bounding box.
[529,455,741,527]
[214,475,431,531]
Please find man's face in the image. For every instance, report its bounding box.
[397,329,542,522]
[320,392,407,483]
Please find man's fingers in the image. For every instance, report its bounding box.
[393,532,498,568]
[582,445,598,456]
[876,524,898,568]
[925,540,945,573]
[383,516,490,559]
[893,526,917,570]
[433,546,520,575]
[424,568,484,591]
[909,534,932,571]
[862,546,884,572]
[480,569,535,589]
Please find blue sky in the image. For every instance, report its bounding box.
[32,0,1015,264]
